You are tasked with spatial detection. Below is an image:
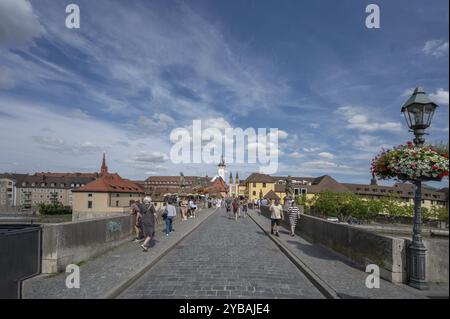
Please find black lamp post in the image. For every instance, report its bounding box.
[401,87,438,290]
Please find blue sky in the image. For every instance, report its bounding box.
[0,0,448,187]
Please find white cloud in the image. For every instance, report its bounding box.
[0,0,45,50]
[133,113,176,133]
[309,123,320,129]
[0,97,171,176]
[318,152,335,160]
[302,160,349,170]
[289,151,304,159]
[302,147,320,153]
[32,135,103,155]
[429,88,449,106]
[402,88,415,97]
[422,40,449,57]
[201,117,232,131]
[131,151,169,163]
[338,106,402,132]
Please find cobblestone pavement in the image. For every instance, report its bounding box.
[119,208,324,299]
[249,210,446,299]
[22,208,216,299]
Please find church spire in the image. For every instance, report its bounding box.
[100,152,108,175]
[218,154,226,167]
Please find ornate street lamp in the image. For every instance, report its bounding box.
[401,87,438,290]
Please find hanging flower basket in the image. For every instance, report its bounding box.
[371,141,449,182]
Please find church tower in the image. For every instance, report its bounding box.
[235,172,239,196]
[229,172,233,195]
[217,155,226,181]
[100,152,108,176]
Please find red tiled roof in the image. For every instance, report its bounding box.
[73,173,144,193]
[35,172,99,178]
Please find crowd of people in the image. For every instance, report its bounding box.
[129,196,202,252]
[223,196,248,221]
[129,194,304,252]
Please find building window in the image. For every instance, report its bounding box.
[88,193,92,197]
[262,183,266,187]
[301,188,307,195]
[88,201,92,209]
[253,182,256,187]
[116,194,120,197]
[116,200,119,207]
[252,191,256,196]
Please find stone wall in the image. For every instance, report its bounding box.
[260,205,448,283]
[41,214,134,273]
[41,207,182,274]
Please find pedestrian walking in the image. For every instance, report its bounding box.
[232,198,239,221]
[179,198,187,220]
[269,199,284,237]
[242,197,248,218]
[140,196,158,252]
[164,200,177,236]
[188,197,197,218]
[130,199,143,242]
[225,197,232,218]
[287,200,301,237]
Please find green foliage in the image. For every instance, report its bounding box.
[38,203,72,215]
[424,205,449,222]
[295,194,307,206]
[312,190,447,223]
[313,191,356,220]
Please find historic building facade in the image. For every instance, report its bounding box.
[72,154,144,220]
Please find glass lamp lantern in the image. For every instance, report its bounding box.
[401,87,438,146]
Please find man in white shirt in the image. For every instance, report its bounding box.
[269,199,284,237]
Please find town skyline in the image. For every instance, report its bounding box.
[0,0,449,187]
